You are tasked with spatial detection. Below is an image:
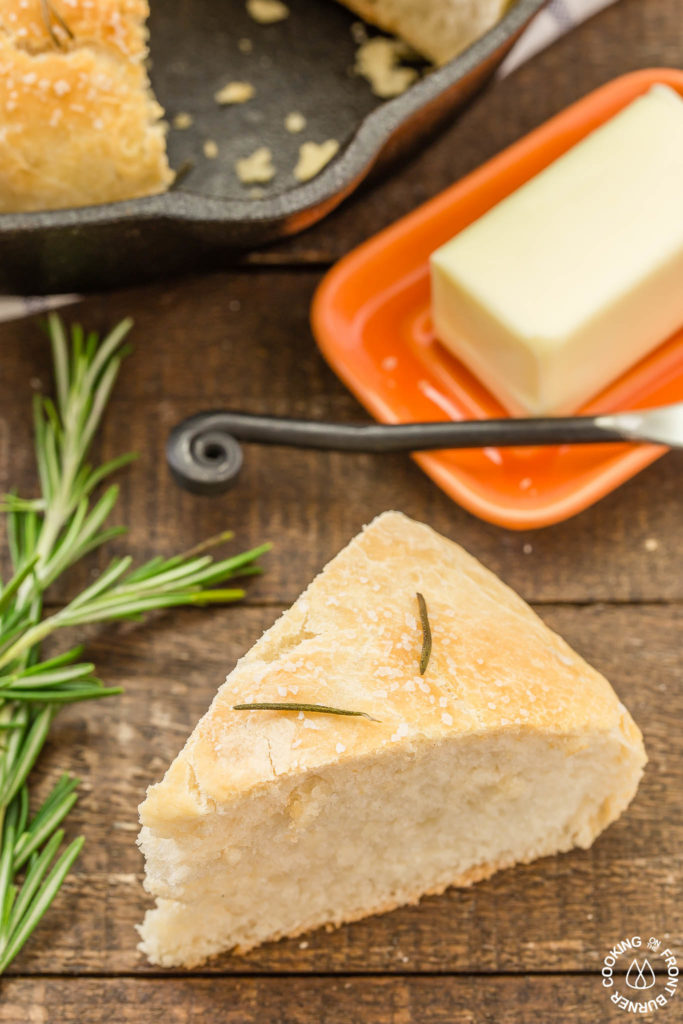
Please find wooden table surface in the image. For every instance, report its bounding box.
[1,0,682,1019]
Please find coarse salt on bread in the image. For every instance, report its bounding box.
[0,0,172,212]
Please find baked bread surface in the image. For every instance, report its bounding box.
[142,510,642,821]
[0,0,172,212]
[138,511,645,966]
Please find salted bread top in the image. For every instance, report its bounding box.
[140,512,643,830]
[0,0,148,56]
[0,0,172,212]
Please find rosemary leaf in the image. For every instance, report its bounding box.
[82,452,138,500]
[0,316,269,971]
[39,0,73,49]
[8,830,64,943]
[16,787,30,841]
[0,707,52,808]
[0,557,39,616]
[233,702,380,722]
[0,687,123,704]
[172,530,235,563]
[66,557,133,611]
[416,592,432,676]
[13,777,80,871]
[15,646,85,676]
[0,664,96,690]
[0,836,84,974]
[0,810,17,933]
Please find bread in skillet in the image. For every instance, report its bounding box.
[0,0,172,212]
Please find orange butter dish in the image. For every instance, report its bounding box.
[311,69,683,530]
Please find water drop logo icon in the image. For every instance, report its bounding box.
[625,958,657,990]
[600,933,678,1014]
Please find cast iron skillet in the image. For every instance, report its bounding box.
[0,0,547,294]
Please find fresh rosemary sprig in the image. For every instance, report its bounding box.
[40,0,73,48]
[416,592,432,675]
[233,703,380,722]
[0,315,269,972]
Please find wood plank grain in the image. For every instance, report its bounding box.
[258,0,683,263]
[6,603,680,976]
[0,975,667,1024]
[1,274,681,604]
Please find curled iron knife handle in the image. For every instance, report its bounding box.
[166,409,629,495]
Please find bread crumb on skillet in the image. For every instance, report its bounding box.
[173,112,193,130]
[215,81,255,105]
[294,139,340,182]
[246,0,290,25]
[354,36,419,98]
[285,111,306,133]
[235,146,276,184]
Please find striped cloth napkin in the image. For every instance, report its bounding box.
[0,0,617,322]
[500,0,617,75]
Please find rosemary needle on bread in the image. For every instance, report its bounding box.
[233,702,380,722]
[40,0,73,48]
[416,592,432,675]
[0,315,268,972]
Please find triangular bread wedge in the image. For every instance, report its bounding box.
[137,511,645,967]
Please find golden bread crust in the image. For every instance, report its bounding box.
[0,0,172,212]
[0,0,148,57]
[140,511,645,829]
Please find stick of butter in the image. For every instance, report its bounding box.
[430,85,683,416]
